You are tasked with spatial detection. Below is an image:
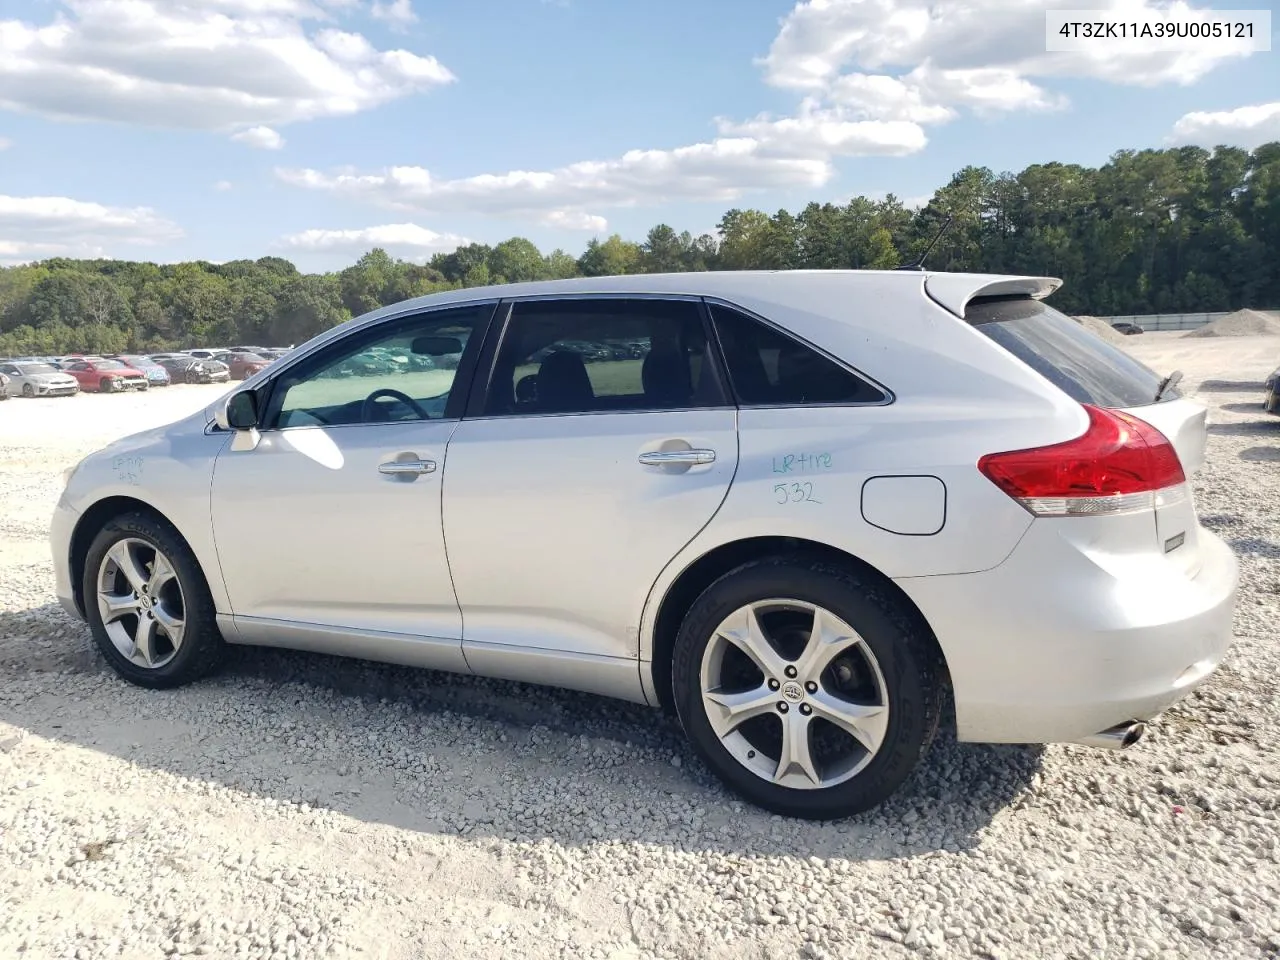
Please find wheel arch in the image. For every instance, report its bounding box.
[645,536,951,716]
[69,496,183,618]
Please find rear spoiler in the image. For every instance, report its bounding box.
[924,274,1062,319]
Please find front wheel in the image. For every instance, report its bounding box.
[672,557,942,820]
[82,512,225,688]
[100,377,116,393]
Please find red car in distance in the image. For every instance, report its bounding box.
[60,357,150,393]
[214,351,271,380]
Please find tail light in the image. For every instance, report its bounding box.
[977,404,1185,517]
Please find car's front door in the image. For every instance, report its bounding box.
[209,302,497,670]
[442,296,739,696]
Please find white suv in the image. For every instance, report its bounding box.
[50,271,1238,818]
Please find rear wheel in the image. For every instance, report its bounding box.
[83,513,225,688]
[672,557,941,819]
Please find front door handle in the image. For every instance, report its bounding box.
[638,449,716,467]
[378,458,437,477]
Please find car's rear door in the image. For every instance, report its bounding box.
[441,296,739,697]
[209,302,497,669]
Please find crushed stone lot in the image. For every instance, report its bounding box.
[2,337,1279,960]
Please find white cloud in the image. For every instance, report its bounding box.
[232,125,286,150]
[214,180,234,191]
[0,194,183,262]
[0,0,455,137]
[371,0,417,27]
[543,211,608,231]
[1169,102,1280,149]
[280,222,470,261]
[761,0,1255,118]
[0,136,10,150]
[277,109,924,226]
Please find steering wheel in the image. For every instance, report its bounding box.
[361,388,430,423]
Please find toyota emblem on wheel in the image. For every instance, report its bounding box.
[782,680,804,702]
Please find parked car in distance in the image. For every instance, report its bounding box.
[111,355,172,387]
[152,355,232,384]
[60,357,149,393]
[1264,363,1280,416]
[1111,322,1145,335]
[50,271,1239,819]
[0,360,80,398]
[214,351,271,380]
[0,370,8,400]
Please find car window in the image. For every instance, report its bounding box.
[267,304,491,429]
[69,362,89,371]
[708,304,888,406]
[484,298,724,416]
[966,297,1172,407]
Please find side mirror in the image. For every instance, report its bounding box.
[225,391,260,430]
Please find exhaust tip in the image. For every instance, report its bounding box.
[1071,721,1147,751]
[1120,721,1146,748]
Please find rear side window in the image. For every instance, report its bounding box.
[967,297,1174,408]
[709,304,887,406]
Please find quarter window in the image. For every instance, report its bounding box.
[709,304,887,406]
[484,298,725,416]
[267,305,491,428]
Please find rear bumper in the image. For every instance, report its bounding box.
[896,525,1238,744]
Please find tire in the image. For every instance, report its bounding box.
[672,556,942,820]
[82,511,225,689]
[100,377,116,394]
[22,383,34,398]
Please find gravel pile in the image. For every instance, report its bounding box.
[1072,315,1129,344]
[2,370,1279,959]
[1183,309,1280,338]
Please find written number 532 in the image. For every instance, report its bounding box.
[774,482,821,505]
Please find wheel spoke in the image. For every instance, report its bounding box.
[132,614,159,666]
[717,604,787,679]
[98,591,140,624]
[107,541,148,594]
[152,602,184,651]
[793,606,861,683]
[704,685,778,739]
[774,713,821,787]
[147,552,177,594]
[808,689,889,755]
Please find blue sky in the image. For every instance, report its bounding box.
[0,0,1277,271]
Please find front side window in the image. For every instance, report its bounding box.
[266,304,491,429]
[484,298,724,416]
[709,304,887,406]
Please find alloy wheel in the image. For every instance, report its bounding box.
[699,600,889,790]
[96,538,186,669]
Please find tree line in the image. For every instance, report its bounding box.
[1,142,1277,356]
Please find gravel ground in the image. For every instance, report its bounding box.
[1,340,1278,960]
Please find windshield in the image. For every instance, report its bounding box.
[96,360,127,370]
[966,297,1175,408]
[17,363,58,374]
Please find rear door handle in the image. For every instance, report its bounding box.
[378,458,437,477]
[638,449,716,466]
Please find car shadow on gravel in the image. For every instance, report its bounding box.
[1199,379,1265,392]
[1207,421,1279,436]
[1238,445,1280,462]
[0,609,1044,860]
